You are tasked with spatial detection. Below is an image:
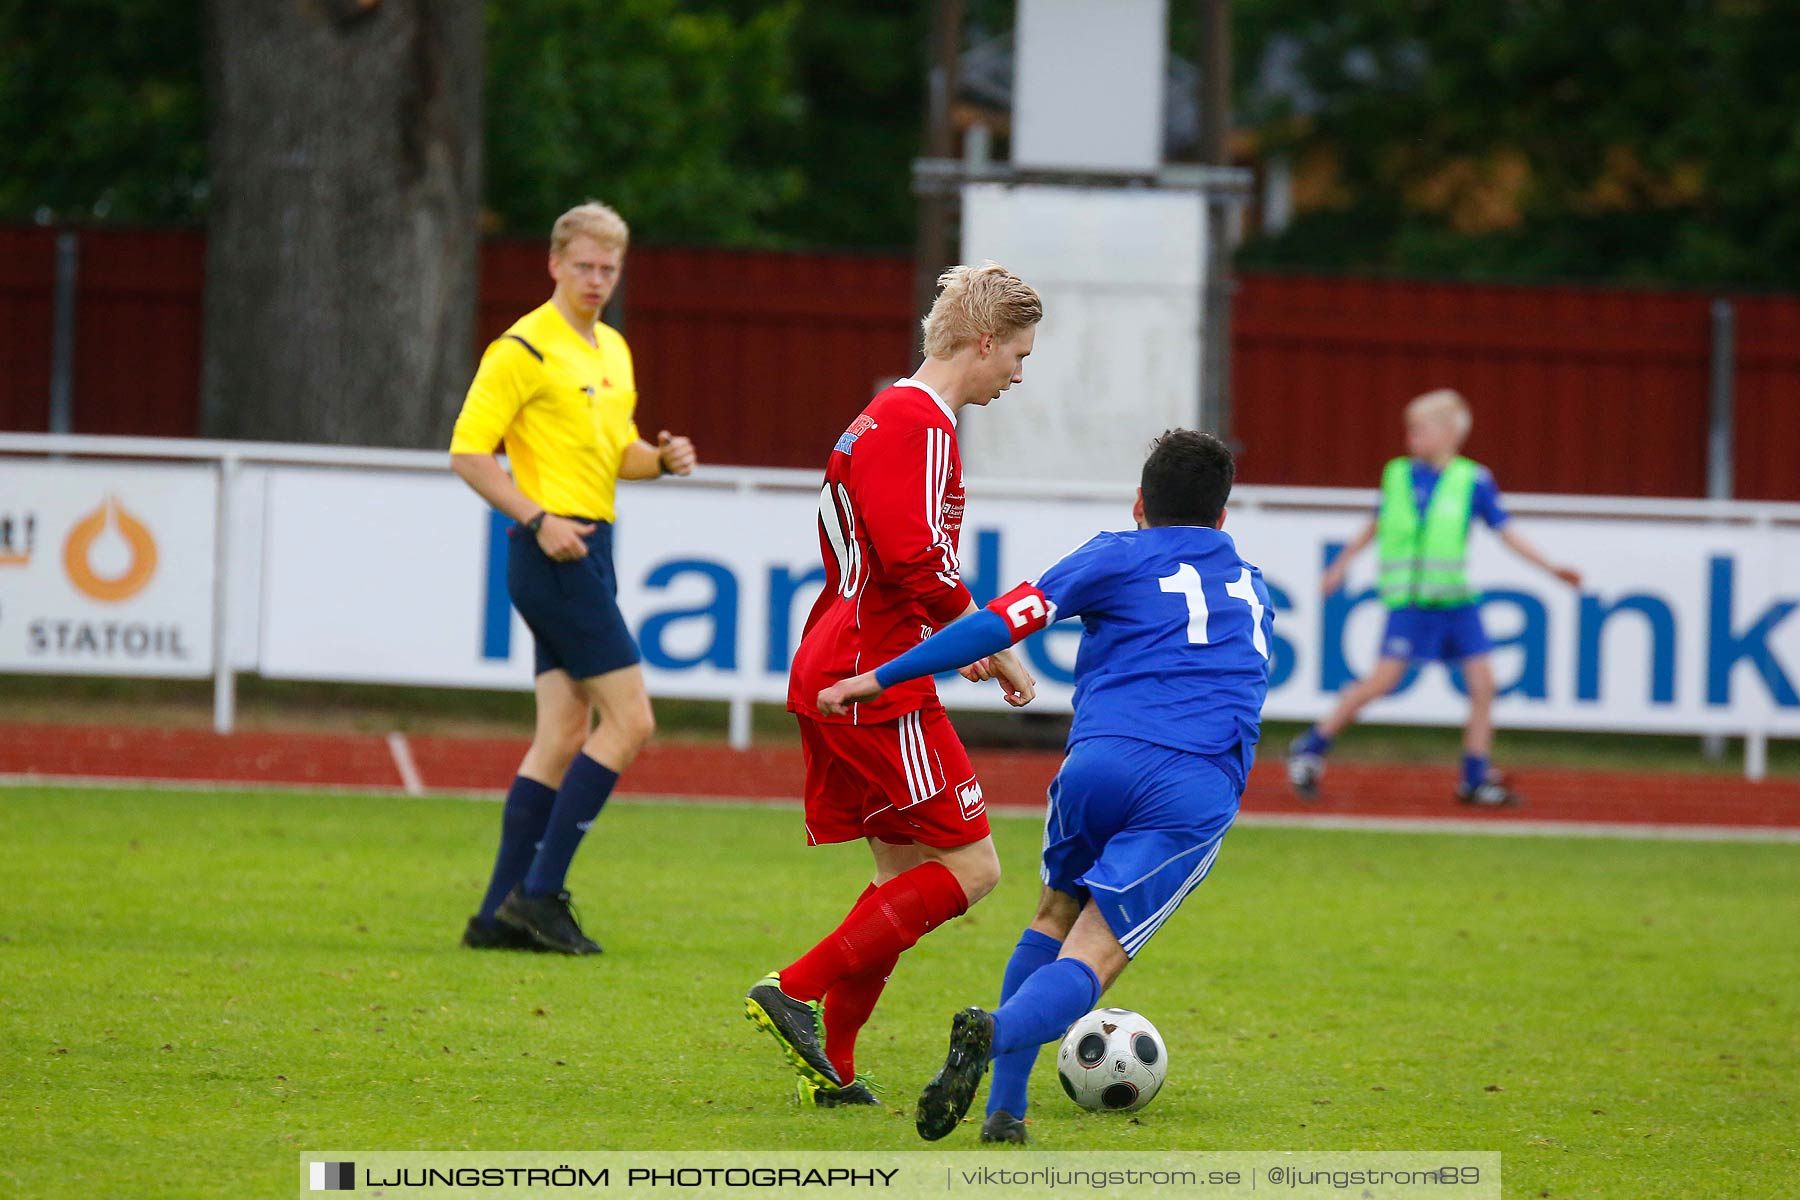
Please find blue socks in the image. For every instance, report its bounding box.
[990,957,1103,1059]
[522,752,620,897]
[1296,725,1333,756]
[986,929,1063,1118]
[1462,753,1489,792]
[477,776,557,921]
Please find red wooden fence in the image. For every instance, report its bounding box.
[0,228,59,434]
[2,225,1794,499]
[481,240,917,470]
[1732,293,1800,503]
[1236,275,1705,497]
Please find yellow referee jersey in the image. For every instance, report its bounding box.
[450,301,641,522]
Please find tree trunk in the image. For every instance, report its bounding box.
[201,0,482,448]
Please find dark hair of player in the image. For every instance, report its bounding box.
[1140,429,1235,528]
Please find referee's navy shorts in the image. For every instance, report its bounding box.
[506,518,641,681]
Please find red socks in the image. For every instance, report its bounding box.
[821,884,895,1082]
[782,861,969,1003]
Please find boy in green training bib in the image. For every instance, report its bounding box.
[1286,390,1582,806]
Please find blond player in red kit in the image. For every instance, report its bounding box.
[744,263,1045,1106]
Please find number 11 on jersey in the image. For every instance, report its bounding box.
[1158,564,1269,659]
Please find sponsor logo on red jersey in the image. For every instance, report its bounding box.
[833,413,879,456]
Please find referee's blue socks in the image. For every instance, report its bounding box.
[522,752,620,897]
[989,957,1103,1059]
[1462,753,1489,792]
[987,928,1063,1118]
[1295,726,1332,757]
[477,776,557,922]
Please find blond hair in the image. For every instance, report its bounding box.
[1406,388,1473,443]
[920,261,1043,358]
[551,201,630,257]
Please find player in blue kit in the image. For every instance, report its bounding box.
[1284,389,1582,806]
[815,430,1273,1143]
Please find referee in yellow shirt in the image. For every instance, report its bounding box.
[451,201,697,955]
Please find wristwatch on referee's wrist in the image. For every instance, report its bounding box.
[524,510,547,534]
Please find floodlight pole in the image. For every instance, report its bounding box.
[1196,0,1234,444]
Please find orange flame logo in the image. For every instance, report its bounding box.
[63,496,158,603]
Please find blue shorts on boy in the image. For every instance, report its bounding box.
[1380,603,1493,664]
[1041,735,1238,958]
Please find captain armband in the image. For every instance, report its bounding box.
[986,582,1056,643]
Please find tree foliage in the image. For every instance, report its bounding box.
[7,0,1800,284]
[0,0,206,222]
[744,1,926,249]
[483,0,809,244]
[1234,1,1800,286]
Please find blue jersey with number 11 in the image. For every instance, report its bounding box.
[1023,526,1273,788]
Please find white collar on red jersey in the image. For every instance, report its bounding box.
[894,377,956,427]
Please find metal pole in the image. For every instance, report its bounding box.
[1745,729,1768,783]
[1201,204,1235,442]
[1702,298,1736,762]
[212,456,239,735]
[603,268,626,334]
[1196,0,1234,441]
[1707,297,1735,500]
[49,231,79,433]
[913,0,965,331]
[728,696,753,752]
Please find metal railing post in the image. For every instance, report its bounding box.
[1745,730,1769,783]
[728,475,763,752]
[212,455,239,734]
[728,697,753,752]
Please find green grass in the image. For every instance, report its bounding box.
[1,787,1793,1199]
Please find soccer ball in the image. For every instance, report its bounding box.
[1056,1007,1168,1113]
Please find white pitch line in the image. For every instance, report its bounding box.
[1233,811,1800,844]
[384,732,425,796]
[569,794,1800,844]
[0,772,423,798]
[1,773,1795,844]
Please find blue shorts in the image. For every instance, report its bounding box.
[1041,736,1239,960]
[506,518,640,680]
[1380,604,1492,664]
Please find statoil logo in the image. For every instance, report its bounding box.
[0,511,36,566]
[62,496,158,603]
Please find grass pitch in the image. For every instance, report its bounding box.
[1,785,1793,1198]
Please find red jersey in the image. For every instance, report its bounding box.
[788,379,975,724]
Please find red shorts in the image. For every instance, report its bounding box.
[797,708,990,849]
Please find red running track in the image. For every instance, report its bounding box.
[1,721,1795,831]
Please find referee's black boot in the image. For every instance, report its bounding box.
[460,914,545,952]
[496,887,603,956]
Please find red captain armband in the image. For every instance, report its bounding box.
[987,582,1056,642]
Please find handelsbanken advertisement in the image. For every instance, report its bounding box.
[254,466,1800,739]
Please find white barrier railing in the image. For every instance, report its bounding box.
[4,432,1796,779]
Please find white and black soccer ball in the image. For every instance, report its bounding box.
[1056,1007,1167,1113]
